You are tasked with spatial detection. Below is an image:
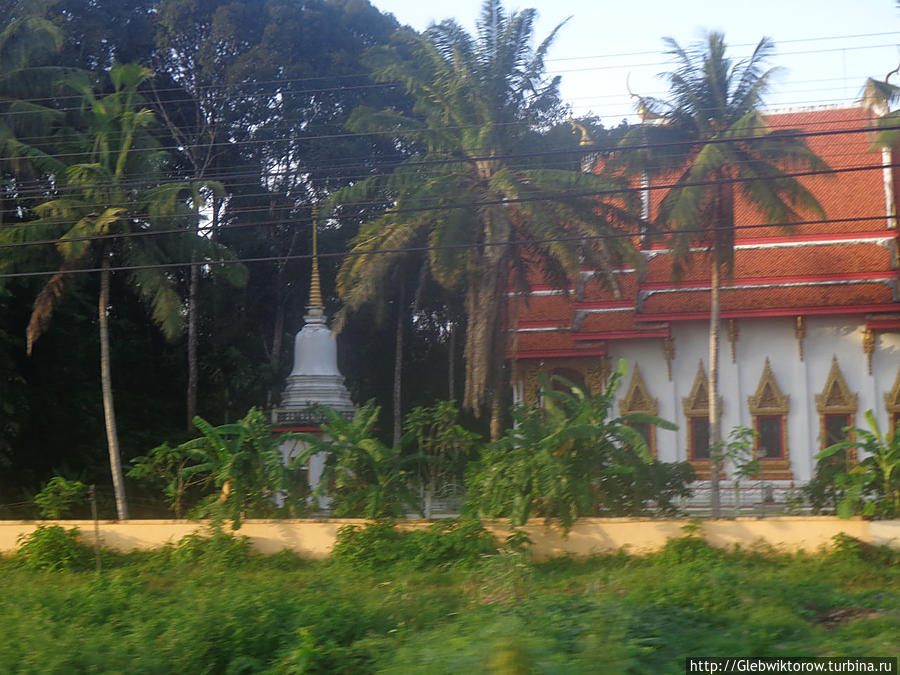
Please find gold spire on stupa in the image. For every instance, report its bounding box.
[308,206,323,312]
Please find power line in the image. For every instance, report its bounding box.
[0,115,890,200]
[1,154,896,253]
[0,213,892,281]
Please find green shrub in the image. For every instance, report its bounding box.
[655,534,723,566]
[332,519,499,570]
[331,521,405,569]
[403,519,498,568]
[164,526,255,567]
[33,477,88,519]
[16,525,94,571]
[830,532,899,565]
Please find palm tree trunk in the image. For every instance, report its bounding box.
[99,256,128,520]
[186,259,199,429]
[393,279,406,448]
[489,361,506,441]
[447,322,455,401]
[708,250,722,518]
[463,208,510,423]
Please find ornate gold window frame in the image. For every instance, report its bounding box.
[682,361,722,479]
[815,356,857,462]
[747,358,793,480]
[618,364,658,458]
[520,357,610,405]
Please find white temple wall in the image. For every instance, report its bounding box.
[525,315,900,484]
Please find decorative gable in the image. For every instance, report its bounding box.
[619,364,658,415]
[683,361,719,415]
[748,358,790,415]
[815,356,858,414]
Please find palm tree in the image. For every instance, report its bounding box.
[327,0,636,438]
[3,64,243,519]
[0,0,68,221]
[616,33,827,516]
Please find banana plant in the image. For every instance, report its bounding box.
[295,402,420,519]
[817,410,900,518]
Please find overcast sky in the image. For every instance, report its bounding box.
[370,0,900,123]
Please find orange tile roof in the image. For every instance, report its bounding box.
[511,107,900,359]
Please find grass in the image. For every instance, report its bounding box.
[0,527,896,673]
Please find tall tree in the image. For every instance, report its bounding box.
[4,65,243,519]
[151,0,401,420]
[328,0,636,438]
[615,33,827,515]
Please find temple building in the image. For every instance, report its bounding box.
[509,106,900,500]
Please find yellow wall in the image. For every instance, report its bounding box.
[0,517,890,561]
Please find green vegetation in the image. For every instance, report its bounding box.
[130,408,308,525]
[817,410,900,518]
[126,364,697,525]
[465,364,691,531]
[0,527,896,673]
[33,476,88,519]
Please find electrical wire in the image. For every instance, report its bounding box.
[0,208,894,281]
[0,115,890,201]
[1,155,896,252]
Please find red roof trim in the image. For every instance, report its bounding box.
[573,328,671,341]
[640,271,895,292]
[575,301,635,310]
[636,303,900,322]
[518,320,569,329]
[645,230,895,251]
[866,318,900,332]
[515,348,608,360]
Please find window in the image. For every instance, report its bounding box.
[757,416,783,459]
[618,364,659,457]
[682,361,721,477]
[631,421,652,448]
[815,356,857,460]
[824,414,851,447]
[522,358,610,405]
[551,368,586,394]
[747,359,792,479]
[690,417,710,459]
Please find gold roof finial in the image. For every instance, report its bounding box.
[568,114,592,146]
[309,205,323,310]
[627,73,652,122]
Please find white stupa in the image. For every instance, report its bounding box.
[274,226,354,425]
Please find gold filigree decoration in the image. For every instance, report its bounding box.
[794,316,806,361]
[862,329,876,375]
[815,356,858,415]
[620,364,658,416]
[520,357,609,405]
[748,359,790,415]
[662,336,676,381]
[727,320,739,363]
